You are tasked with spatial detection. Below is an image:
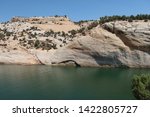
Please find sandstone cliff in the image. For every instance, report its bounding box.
[0,16,150,68]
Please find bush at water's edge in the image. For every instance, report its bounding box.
[132,74,150,100]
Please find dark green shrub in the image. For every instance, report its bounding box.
[13,35,17,40]
[52,44,57,49]
[69,30,77,36]
[74,20,86,25]
[30,26,38,30]
[99,14,150,24]
[50,29,54,34]
[46,43,53,50]
[128,19,133,22]
[144,19,148,22]
[132,74,150,100]
[6,31,13,36]
[44,30,54,37]
[34,40,40,48]
[61,31,66,37]
[78,27,85,33]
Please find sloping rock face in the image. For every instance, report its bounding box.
[0,18,150,68]
[0,50,39,65]
[103,21,150,52]
[49,28,126,67]
[49,26,150,68]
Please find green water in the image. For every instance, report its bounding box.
[0,65,149,100]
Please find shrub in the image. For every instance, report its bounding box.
[54,33,57,38]
[13,48,17,50]
[69,30,77,36]
[87,21,99,30]
[47,43,53,50]
[52,44,57,49]
[44,30,54,37]
[128,19,133,22]
[132,74,150,100]
[34,40,40,48]
[30,26,38,30]
[50,29,54,34]
[61,31,66,37]
[144,19,148,22]
[55,15,59,17]
[13,35,17,40]
[74,20,93,25]
[6,31,13,36]
[77,27,85,33]
[99,14,150,24]
[0,33,5,39]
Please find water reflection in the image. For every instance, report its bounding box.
[0,65,149,100]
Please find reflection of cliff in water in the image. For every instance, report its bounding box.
[0,65,149,100]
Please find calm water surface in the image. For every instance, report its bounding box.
[0,65,149,100]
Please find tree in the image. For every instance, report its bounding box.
[55,15,59,17]
[64,15,67,18]
[132,74,150,100]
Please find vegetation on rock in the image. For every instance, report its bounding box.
[1,14,150,51]
[99,14,150,24]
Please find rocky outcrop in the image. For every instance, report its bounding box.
[0,17,150,68]
[49,26,150,68]
[103,21,150,52]
[11,16,70,23]
[0,50,39,65]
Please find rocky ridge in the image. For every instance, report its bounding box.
[0,16,150,68]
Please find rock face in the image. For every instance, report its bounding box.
[103,21,150,52]
[49,26,150,68]
[0,50,39,65]
[0,17,150,68]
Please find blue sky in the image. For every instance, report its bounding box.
[0,0,150,22]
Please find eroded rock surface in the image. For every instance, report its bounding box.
[103,21,150,52]
[0,17,150,68]
[50,26,150,68]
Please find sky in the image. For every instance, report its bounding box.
[0,0,150,22]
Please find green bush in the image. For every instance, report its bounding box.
[69,30,77,36]
[132,74,150,100]
[34,40,40,48]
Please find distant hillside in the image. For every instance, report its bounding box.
[0,15,150,67]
